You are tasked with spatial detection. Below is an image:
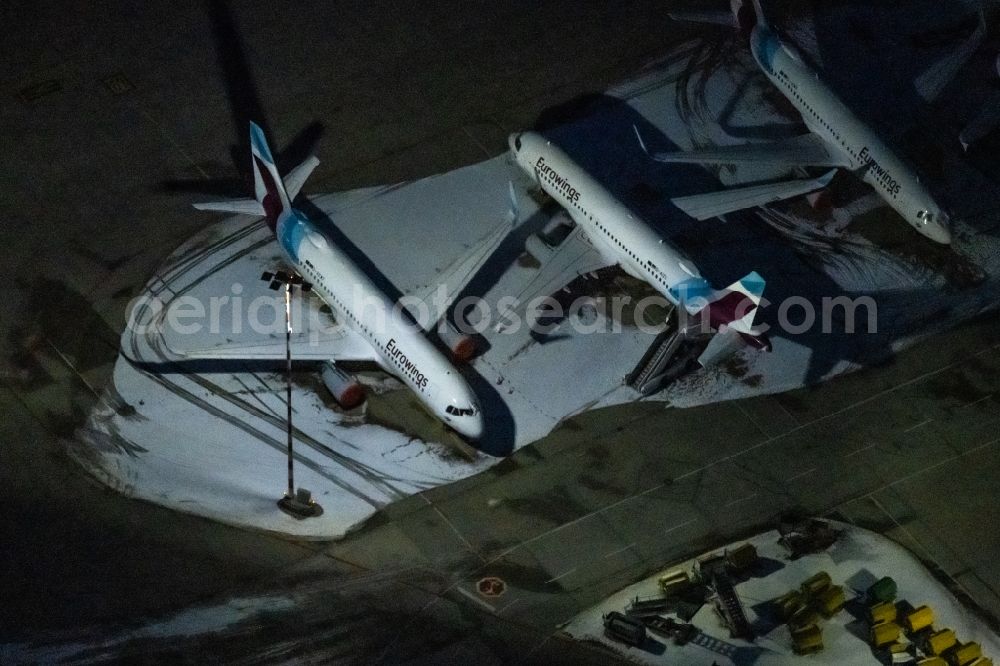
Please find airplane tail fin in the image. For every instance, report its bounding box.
[699,271,769,346]
[193,122,320,224]
[249,122,290,223]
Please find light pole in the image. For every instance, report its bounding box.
[263,270,323,519]
[284,282,294,498]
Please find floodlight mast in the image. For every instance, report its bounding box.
[285,282,294,499]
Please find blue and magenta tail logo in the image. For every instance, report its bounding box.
[253,155,283,229]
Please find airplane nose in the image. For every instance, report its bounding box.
[455,414,484,440]
[927,218,952,245]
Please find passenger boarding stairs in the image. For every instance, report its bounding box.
[711,571,754,640]
[627,305,710,395]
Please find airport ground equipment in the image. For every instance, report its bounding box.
[695,551,728,578]
[791,623,824,655]
[870,601,898,625]
[869,577,899,604]
[812,584,846,617]
[603,611,646,647]
[642,616,698,645]
[800,571,832,597]
[905,605,935,634]
[710,569,754,640]
[952,642,984,665]
[626,595,671,618]
[627,305,711,394]
[872,621,902,648]
[918,658,949,666]
[694,549,755,639]
[774,590,805,621]
[788,606,820,631]
[888,641,912,659]
[658,568,693,597]
[778,518,840,558]
[927,628,957,656]
[726,543,758,571]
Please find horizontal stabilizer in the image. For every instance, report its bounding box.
[284,155,320,201]
[646,133,848,169]
[697,327,745,368]
[667,9,735,27]
[672,170,835,220]
[192,198,266,216]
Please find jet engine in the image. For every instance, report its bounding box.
[806,188,833,212]
[320,362,366,409]
[525,234,554,262]
[438,320,477,363]
[526,211,574,262]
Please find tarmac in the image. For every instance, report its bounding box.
[2,0,1000,661]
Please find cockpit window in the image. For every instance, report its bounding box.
[447,405,476,416]
[514,135,522,151]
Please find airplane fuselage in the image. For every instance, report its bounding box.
[274,211,484,439]
[750,25,951,243]
[510,132,716,312]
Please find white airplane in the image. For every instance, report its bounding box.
[662,0,953,244]
[188,122,506,440]
[508,130,772,361]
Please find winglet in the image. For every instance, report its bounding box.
[633,124,650,156]
[507,180,520,225]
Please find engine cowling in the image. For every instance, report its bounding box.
[806,188,832,211]
[542,210,574,237]
[525,233,554,263]
[438,320,477,363]
[321,362,366,409]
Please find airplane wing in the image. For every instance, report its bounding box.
[697,327,746,368]
[167,325,379,362]
[914,11,986,103]
[410,183,519,325]
[504,225,613,324]
[640,131,850,169]
[667,10,735,27]
[192,198,265,216]
[672,170,836,221]
[285,155,321,201]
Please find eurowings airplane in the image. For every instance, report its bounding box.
[663,0,953,244]
[190,123,504,440]
[508,131,771,363]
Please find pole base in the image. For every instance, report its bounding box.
[278,487,323,520]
